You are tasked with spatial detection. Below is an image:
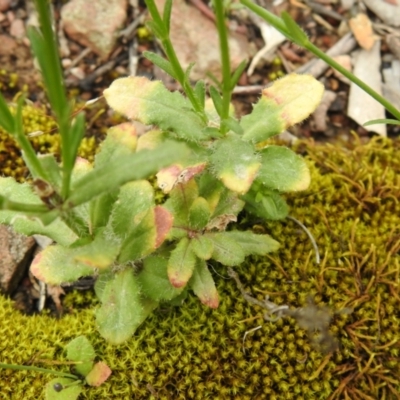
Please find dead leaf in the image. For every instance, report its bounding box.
[349,13,376,50]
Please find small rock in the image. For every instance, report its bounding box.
[10,18,25,39]
[0,34,17,55]
[0,225,36,294]
[0,0,11,12]
[61,0,128,59]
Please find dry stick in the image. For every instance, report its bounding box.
[119,10,148,41]
[232,85,265,95]
[287,215,320,264]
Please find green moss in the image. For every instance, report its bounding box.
[1,137,400,399]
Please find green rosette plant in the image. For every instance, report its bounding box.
[0,0,324,344]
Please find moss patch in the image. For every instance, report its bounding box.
[1,137,399,399]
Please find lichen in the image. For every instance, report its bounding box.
[0,137,399,399]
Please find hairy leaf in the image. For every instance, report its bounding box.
[117,208,157,263]
[0,177,77,246]
[191,235,214,260]
[95,268,146,344]
[45,378,82,400]
[68,141,189,207]
[223,230,280,256]
[243,188,289,220]
[65,336,95,377]
[206,232,245,266]
[240,73,324,143]
[110,180,154,238]
[258,146,310,191]
[188,197,211,230]
[103,76,209,141]
[167,237,197,287]
[164,179,199,228]
[30,235,119,284]
[210,134,260,194]
[190,259,219,308]
[137,256,183,301]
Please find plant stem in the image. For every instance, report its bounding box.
[144,0,206,121]
[305,42,400,121]
[212,0,232,125]
[0,362,78,380]
[32,0,75,199]
[240,0,400,121]
[0,196,49,213]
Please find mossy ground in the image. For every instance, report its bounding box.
[1,137,399,399]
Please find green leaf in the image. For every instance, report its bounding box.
[209,86,223,117]
[95,268,148,344]
[0,178,77,246]
[103,76,209,141]
[223,230,280,256]
[117,208,156,263]
[222,116,244,135]
[28,0,68,120]
[240,73,324,143]
[143,51,178,81]
[94,270,113,301]
[281,12,308,46]
[0,92,15,132]
[190,259,219,308]
[137,256,183,301]
[89,192,119,233]
[109,180,154,238]
[145,19,165,39]
[67,140,189,207]
[230,59,247,89]
[90,122,139,232]
[162,0,173,33]
[191,236,214,260]
[184,62,196,83]
[65,336,95,377]
[364,118,400,126]
[85,361,112,387]
[188,197,211,230]
[94,123,138,168]
[210,134,261,194]
[258,145,310,191]
[197,172,224,213]
[194,80,206,108]
[167,237,197,288]
[30,245,91,284]
[242,188,289,220]
[37,154,62,191]
[63,113,85,179]
[164,178,199,228]
[210,186,245,220]
[45,378,82,400]
[30,233,119,284]
[206,232,245,266]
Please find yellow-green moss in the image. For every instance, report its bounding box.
[0,103,102,181]
[1,137,400,399]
